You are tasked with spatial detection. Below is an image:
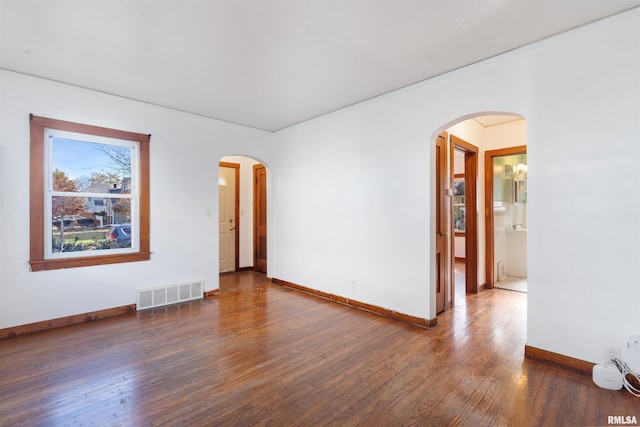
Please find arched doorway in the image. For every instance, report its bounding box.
[434,113,526,313]
[218,155,269,274]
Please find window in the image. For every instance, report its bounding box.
[30,115,150,271]
[453,175,465,233]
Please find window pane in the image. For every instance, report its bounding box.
[52,196,131,225]
[51,137,132,194]
[50,196,132,253]
[453,177,465,232]
[454,206,465,232]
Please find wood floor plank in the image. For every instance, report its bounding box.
[1,271,637,426]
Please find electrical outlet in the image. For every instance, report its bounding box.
[606,347,621,363]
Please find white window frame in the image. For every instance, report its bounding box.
[43,128,141,259]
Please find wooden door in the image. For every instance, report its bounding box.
[219,164,238,273]
[451,135,479,294]
[253,164,267,273]
[435,133,449,313]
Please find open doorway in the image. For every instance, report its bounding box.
[435,113,526,314]
[485,147,528,293]
[219,161,239,273]
[253,163,267,274]
[450,135,479,306]
[453,146,467,307]
[218,156,267,274]
[435,132,478,313]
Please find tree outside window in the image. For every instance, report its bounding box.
[453,176,465,233]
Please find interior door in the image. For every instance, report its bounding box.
[451,135,479,294]
[435,133,449,313]
[219,165,237,273]
[253,164,267,273]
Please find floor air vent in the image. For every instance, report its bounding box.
[137,281,203,310]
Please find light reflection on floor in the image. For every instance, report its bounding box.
[454,261,466,308]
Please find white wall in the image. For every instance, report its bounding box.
[271,9,640,363]
[0,70,272,328]
[272,88,435,317]
[526,10,640,362]
[220,155,260,268]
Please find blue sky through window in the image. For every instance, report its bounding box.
[52,137,130,180]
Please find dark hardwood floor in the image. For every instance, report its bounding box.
[0,271,637,426]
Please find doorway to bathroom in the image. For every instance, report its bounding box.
[485,146,528,293]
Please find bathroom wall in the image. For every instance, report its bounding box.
[493,153,528,279]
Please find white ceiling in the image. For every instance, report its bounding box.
[473,115,524,128]
[1,0,639,132]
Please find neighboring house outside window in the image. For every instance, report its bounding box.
[29,115,150,271]
[84,183,109,219]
